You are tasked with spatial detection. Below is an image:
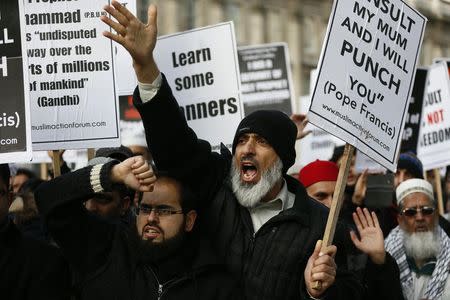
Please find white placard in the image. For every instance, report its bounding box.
[114,0,137,96]
[0,0,33,164]
[417,62,450,170]
[154,22,244,151]
[308,0,426,171]
[25,0,120,150]
[298,96,345,167]
[354,150,386,173]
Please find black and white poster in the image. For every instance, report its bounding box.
[400,68,427,153]
[238,43,294,116]
[0,0,32,163]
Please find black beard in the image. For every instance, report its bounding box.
[135,225,187,263]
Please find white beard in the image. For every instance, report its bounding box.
[230,157,283,208]
[403,229,441,260]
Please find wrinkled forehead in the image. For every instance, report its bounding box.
[402,192,434,208]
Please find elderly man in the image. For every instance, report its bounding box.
[385,178,450,300]
[100,2,363,299]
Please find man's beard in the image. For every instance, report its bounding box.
[230,157,283,208]
[135,221,187,263]
[402,228,441,260]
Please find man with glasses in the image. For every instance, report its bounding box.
[35,157,240,299]
[385,178,450,300]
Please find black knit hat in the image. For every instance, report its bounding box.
[397,152,423,179]
[95,145,133,162]
[232,110,297,173]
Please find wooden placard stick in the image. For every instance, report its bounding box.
[87,148,95,161]
[313,143,355,290]
[40,163,48,180]
[52,150,61,177]
[433,169,444,216]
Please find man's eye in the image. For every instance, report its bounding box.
[157,209,172,215]
[257,138,268,145]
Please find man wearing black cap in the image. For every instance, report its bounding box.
[85,146,135,224]
[101,2,363,299]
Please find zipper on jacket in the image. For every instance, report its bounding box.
[157,283,163,300]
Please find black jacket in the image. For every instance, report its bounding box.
[0,218,70,300]
[35,163,241,300]
[134,74,364,300]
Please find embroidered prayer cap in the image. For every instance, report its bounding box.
[396,178,434,205]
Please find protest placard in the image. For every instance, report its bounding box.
[0,0,32,164]
[24,0,120,151]
[154,22,244,151]
[238,43,294,115]
[417,62,450,170]
[400,68,427,153]
[298,95,344,168]
[119,94,146,149]
[354,150,386,174]
[308,0,426,171]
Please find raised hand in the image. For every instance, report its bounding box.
[304,240,337,298]
[111,156,156,192]
[290,113,312,140]
[350,207,385,265]
[101,1,159,83]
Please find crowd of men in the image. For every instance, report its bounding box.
[1,1,450,299]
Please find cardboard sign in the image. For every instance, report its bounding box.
[238,43,294,115]
[298,96,345,168]
[400,68,427,153]
[0,0,32,163]
[154,22,244,151]
[308,0,426,171]
[354,150,386,174]
[119,95,146,148]
[25,0,120,150]
[417,62,450,170]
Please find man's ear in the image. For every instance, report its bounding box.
[184,210,197,232]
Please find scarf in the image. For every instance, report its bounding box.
[385,226,450,299]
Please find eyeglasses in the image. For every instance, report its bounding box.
[137,204,183,217]
[401,206,435,217]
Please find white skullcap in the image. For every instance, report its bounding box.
[396,178,434,205]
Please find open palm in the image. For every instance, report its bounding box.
[350,207,385,264]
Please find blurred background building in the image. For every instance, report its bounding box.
[137,0,450,111]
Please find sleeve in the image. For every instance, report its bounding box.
[35,161,119,277]
[133,73,229,203]
[364,252,405,300]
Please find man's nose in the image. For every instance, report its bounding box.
[242,139,256,154]
[147,209,159,222]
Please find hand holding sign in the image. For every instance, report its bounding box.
[101,1,159,83]
[305,240,337,298]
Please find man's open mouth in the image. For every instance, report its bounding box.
[241,161,259,182]
[143,226,161,240]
